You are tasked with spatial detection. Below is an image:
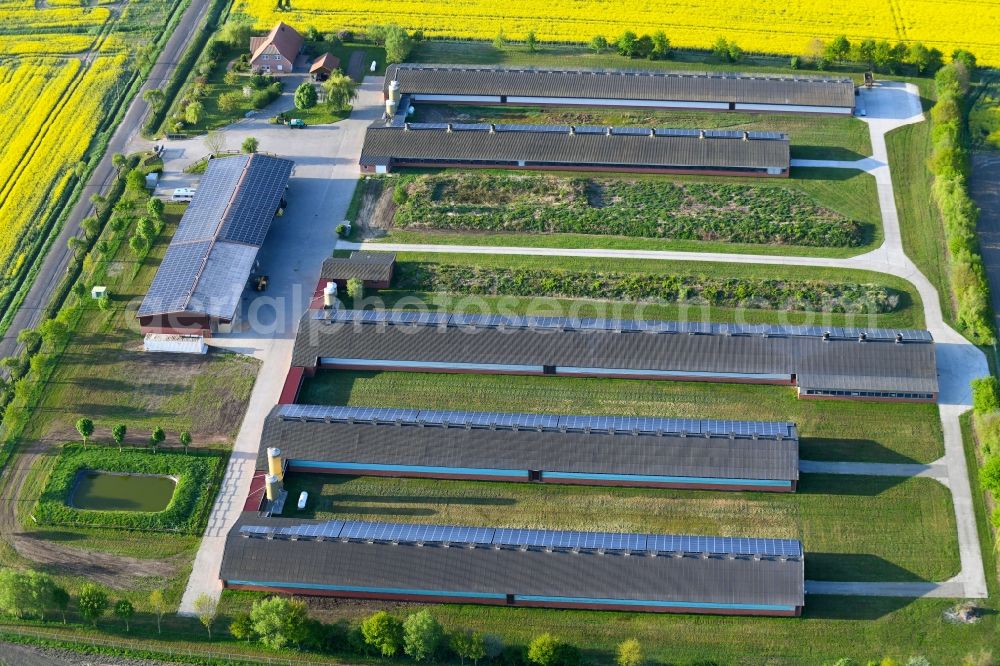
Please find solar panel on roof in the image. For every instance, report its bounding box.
[138,240,213,316]
[339,521,495,544]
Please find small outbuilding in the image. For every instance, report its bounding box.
[309,53,341,81]
[319,252,396,290]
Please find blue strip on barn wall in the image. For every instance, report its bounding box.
[224,580,796,611]
[288,460,530,478]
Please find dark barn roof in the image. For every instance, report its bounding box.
[262,404,800,484]
[360,124,789,172]
[291,310,939,396]
[138,154,293,320]
[385,64,856,109]
[222,516,805,613]
[321,252,396,283]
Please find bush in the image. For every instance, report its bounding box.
[974,411,1000,456]
[528,634,561,666]
[294,82,318,109]
[972,377,1000,414]
[218,90,244,113]
[360,611,403,657]
[34,445,223,532]
[403,610,444,662]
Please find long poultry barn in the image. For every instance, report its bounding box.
[137,154,293,336]
[261,404,800,491]
[359,123,790,177]
[384,64,857,115]
[290,310,939,402]
[221,517,806,616]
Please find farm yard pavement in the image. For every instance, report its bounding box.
[346,81,989,600]
[175,78,387,615]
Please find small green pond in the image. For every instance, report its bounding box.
[70,471,176,512]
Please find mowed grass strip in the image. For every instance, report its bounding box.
[282,474,958,583]
[298,371,943,464]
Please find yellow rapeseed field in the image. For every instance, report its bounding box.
[234,0,1000,66]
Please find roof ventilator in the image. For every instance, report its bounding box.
[859,332,867,343]
[403,122,411,131]
[489,123,497,134]
[698,129,706,139]
[822,331,831,341]
[742,131,750,141]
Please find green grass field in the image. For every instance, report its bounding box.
[377,168,882,257]
[298,371,943,464]
[413,105,872,162]
[282,473,958,582]
[370,251,926,330]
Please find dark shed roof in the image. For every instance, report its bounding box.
[385,64,856,109]
[321,252,396,283]
[222,515,805,610]
[262,404,800,483]
[138,154,293,319]
[291,310,939,396]
[360,124,789,171]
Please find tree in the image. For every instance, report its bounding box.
[146,197,165,220]
[149,589,168,634]
[616,639,643,666]
[403,610,444,662]
[616,31,638,57]
[142,88,165,110]
[185,100,204,125]
[16,328,41,351]
[149,426,166,453]
[857,38,877,68]
[294,82,318,110]
[112,153,127,173]
[382,24,415,63]
[179,430,192,454]
[451,630,487,666]
[241,136,259,154]
[360,610,404,657]
[650,31,671,60]
[972,377,1000,414]
[204,129,226,156]
[67,236,86,257]
[51,585,69,624]
[588,35,607,54]
[217,90,243,113]
[346,277,364,308]
[634,35,654,59]
[129,234,150,256]
[40,318,70,348]
[907,42,938,73]
[525,30,537,52]
[528,633,561,666]
[493,28,507,50]
[126,168,146,193]
[951,48,977,72]
[112,424,127,452]
[322,72,358,111]
[98,294,111,312]
[824,35,851,62]
[0,570,41,619]
[726,40,744,63]
[114,599,135,632]
[193,593,218,639]
[78,584,108,626]
[75,417,94,447]
[250,596,310,650]
[136,216,157,240]
[230,611,255,642]
[81,215,101,239]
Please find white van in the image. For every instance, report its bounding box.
[170,187,196,203]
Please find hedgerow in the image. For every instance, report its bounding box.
[396,263,899,313]
[393,174,865,247]
[34,445,224,533]
[930,62,995,344]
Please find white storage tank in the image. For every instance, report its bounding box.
[143,334,207,354]
[297,491,308,510]
[323,282,338,308]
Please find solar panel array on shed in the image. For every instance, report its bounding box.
[138,154,293,320]
[385,64,856,109]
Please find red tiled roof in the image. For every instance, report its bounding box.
[251,22,303,63]
[310,52,341,73]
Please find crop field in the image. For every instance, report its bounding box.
[299,370,943,463]
[0,0,183,324]
[234,0,1000,66]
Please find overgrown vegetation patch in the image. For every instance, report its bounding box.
[34,445,224,533]
[396,262,899,314]
[393,173,866,247]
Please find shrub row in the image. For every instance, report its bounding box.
[34,445,223,533]
[971,378,1000,529]
[396,263,899,314]
[930,63,995,344]
[394,174,865,247]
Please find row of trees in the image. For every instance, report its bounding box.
[226,599,645,666]
[797,35,977,74]
[74,418,192,454]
